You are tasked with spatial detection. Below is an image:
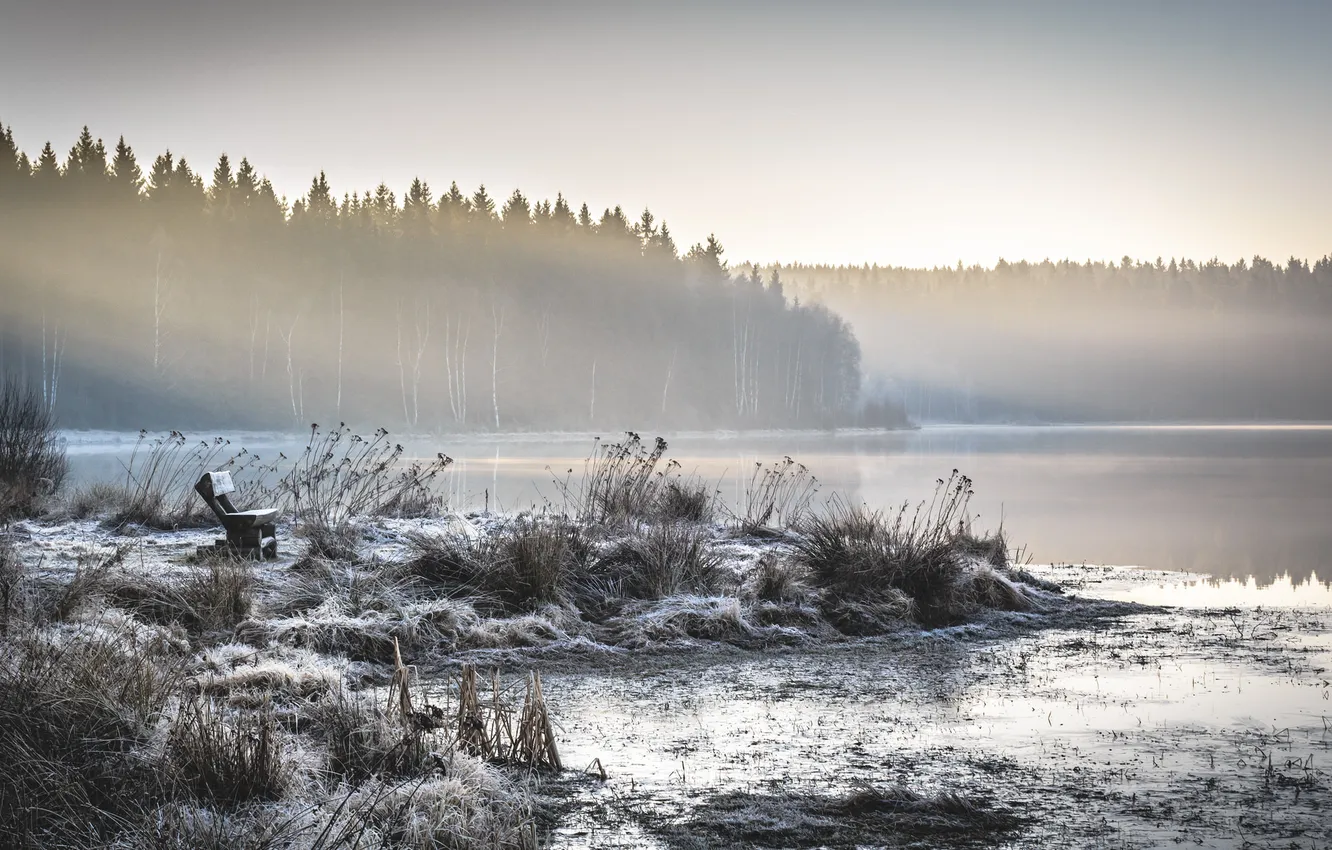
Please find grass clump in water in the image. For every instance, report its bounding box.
[795,473,1027,628]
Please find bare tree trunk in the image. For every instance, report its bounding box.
[661,347,676,417]
[49,324,64,412]
[444,314,469,426]
[410,299,430,428]
[395,300,410,428]
[490,302,504,430]
[153,249,169,376]
[336,278,344,418]
[248,293,259,384]
[279,314,300,425]
[589,360,596,424]
[539,309,551,369]
[41,310,47,410]
[261,310,271,379]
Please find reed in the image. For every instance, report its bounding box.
[278,423,453,543]
[0,378,66,519]
[737,456,819,532]
[110,432,252,529]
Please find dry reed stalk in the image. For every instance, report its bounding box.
[512,671,561,771]
[387,636,413,723]
[455,663,490,759]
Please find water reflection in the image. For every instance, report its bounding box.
[63,424,1332,585]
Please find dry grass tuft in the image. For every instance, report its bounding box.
[0,379,67,519]
[0,617,184,844]
[594,521,723,600]
[793,474,1020,628]
[107,556,253,637]
[408,516,591,613]
[166,695,291,807]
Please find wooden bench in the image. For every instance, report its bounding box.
[195,471,278,560]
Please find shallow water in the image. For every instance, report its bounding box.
[64,424,1332,585]
[538,576,1332,849]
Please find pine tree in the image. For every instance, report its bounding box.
[598,205,631,239]
[532,198,553,227]
[655,221,678,259]
[34,141,60,185]
[305,171,334,221]
[109,136,143,198]
[403,177,432,235]
[173,157,205,210]
[234,157,258,207]
[64,126,107,191]
[635,207,656,245]
[256,178,284,223]
[0,122,21,193]
[552,193,575,231]
[147,150,174,201]
[209,153,235,208]
[439,181,467,227]
[501,188,530,227]
[372,182,397,230]
[470,184,496,222]
[577,202,593,229]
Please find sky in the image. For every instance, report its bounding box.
[1,0,1329,267]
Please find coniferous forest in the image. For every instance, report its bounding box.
[771,256,1332,423]
[0,124,870,431]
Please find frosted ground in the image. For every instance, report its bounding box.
[8,507,1330,849]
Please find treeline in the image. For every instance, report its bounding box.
[768,256,1332,423]
[0,124,880,431]
[773,255,1332,313]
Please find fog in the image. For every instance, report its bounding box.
[779,259,1332,424]
[0,124,881,432]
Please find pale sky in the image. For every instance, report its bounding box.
[2,0,1329,267]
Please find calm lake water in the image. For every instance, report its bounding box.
[64,424,1332,585]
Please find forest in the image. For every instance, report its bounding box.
[0,124,873,431]
[771,257,1332,423]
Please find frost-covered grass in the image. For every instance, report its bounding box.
[0,556,542,849]
[0,425,1078,848]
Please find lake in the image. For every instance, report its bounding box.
[63,423,1332,586]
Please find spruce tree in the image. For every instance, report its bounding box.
[577,202,593,228]
[439,181,467,227]
[64,126,107,192]
[403,177,432,235]
[172,157,205,210]
[209,153,235,211]
[305,171,334,221]
[371,182,397,230]
[553,193,575,230]
[109,136,143,198]
[0,123,21,192]
[34,141,60,185]
[470,184,496,222]
[635,207,656,244]
[147,150,173,200]
[501,188,530,227]
[234,157,258,207]
[655,221,678,259]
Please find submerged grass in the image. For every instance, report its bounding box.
[661,784,1024,848]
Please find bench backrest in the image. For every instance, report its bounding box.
[197,471,236,498]
[195,470,241,522]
